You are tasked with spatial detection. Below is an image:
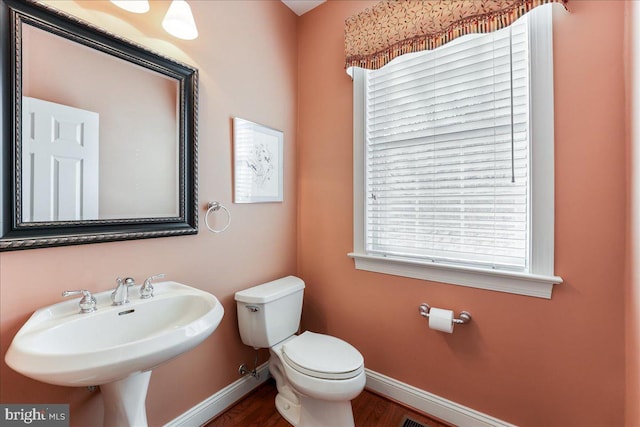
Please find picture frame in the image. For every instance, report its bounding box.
[233,117,284,203]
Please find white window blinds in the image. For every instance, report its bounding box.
[364,18,530,271]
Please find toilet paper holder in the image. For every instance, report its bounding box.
[418,303,472,325]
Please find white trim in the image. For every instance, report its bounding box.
[352,66,367,256]
[349,252,561,298]
[365,369,516,427]
[528,4,556,277]
[163,363,270,427]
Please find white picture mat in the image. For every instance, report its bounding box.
[233,117,283,203]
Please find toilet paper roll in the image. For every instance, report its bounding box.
[428,307,455,333]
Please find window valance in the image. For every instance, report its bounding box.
[345,0,568,70]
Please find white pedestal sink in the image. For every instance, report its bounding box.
[5,281,224,427]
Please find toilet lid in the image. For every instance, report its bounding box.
[282,331,364,380]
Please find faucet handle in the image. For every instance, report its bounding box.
[140,274,165,299]
[62,289,97,314]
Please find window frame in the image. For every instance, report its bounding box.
[348,5,562,299]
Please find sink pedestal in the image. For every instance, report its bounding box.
[101,371,151,427]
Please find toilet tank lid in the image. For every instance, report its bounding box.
[234,276,305,304]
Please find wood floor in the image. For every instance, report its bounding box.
[205,379,452,427]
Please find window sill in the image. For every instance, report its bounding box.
[347,252,562,299]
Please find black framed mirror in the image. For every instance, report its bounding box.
[0,0,198,251]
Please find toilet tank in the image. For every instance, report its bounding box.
[234,276,305,349]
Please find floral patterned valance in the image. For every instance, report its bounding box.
[345,0,568,70]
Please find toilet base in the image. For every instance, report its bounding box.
[275,393,301,426]
[270,350,301,425]
[298,396,355,427]
[275,391,356,427]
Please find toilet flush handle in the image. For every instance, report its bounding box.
[245,305,260,312]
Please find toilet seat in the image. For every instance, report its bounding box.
[282,331,364,380]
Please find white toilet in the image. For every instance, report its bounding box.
[235,276,366,427]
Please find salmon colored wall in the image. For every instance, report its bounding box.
[297,1,627,426]
[627,2,640,426]
[0,1,297,426]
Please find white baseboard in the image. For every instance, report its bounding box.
[164,364,514,427]
[164,362,270,427]
[365,369,515,427]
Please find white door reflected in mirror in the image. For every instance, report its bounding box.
[21,97,99,222]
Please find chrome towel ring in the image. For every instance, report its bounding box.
[205,201,231,233]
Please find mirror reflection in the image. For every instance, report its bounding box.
[21,23,179,222]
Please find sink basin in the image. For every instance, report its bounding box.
[6,281,223,386]
[5,281,224,427]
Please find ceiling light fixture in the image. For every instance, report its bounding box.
[109,0,150,14]
[162,0,199,40]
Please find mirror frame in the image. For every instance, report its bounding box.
[0,0,198,251]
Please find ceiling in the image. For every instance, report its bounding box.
[281,0,326,16]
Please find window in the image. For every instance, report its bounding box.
[349,5,562,298]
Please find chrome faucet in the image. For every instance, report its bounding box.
[140,273,165,299]
[111,277,135,306]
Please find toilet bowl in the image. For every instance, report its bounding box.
[269,333,366,426]
[235,276,366,427]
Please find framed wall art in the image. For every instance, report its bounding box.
[233,117,283,203]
